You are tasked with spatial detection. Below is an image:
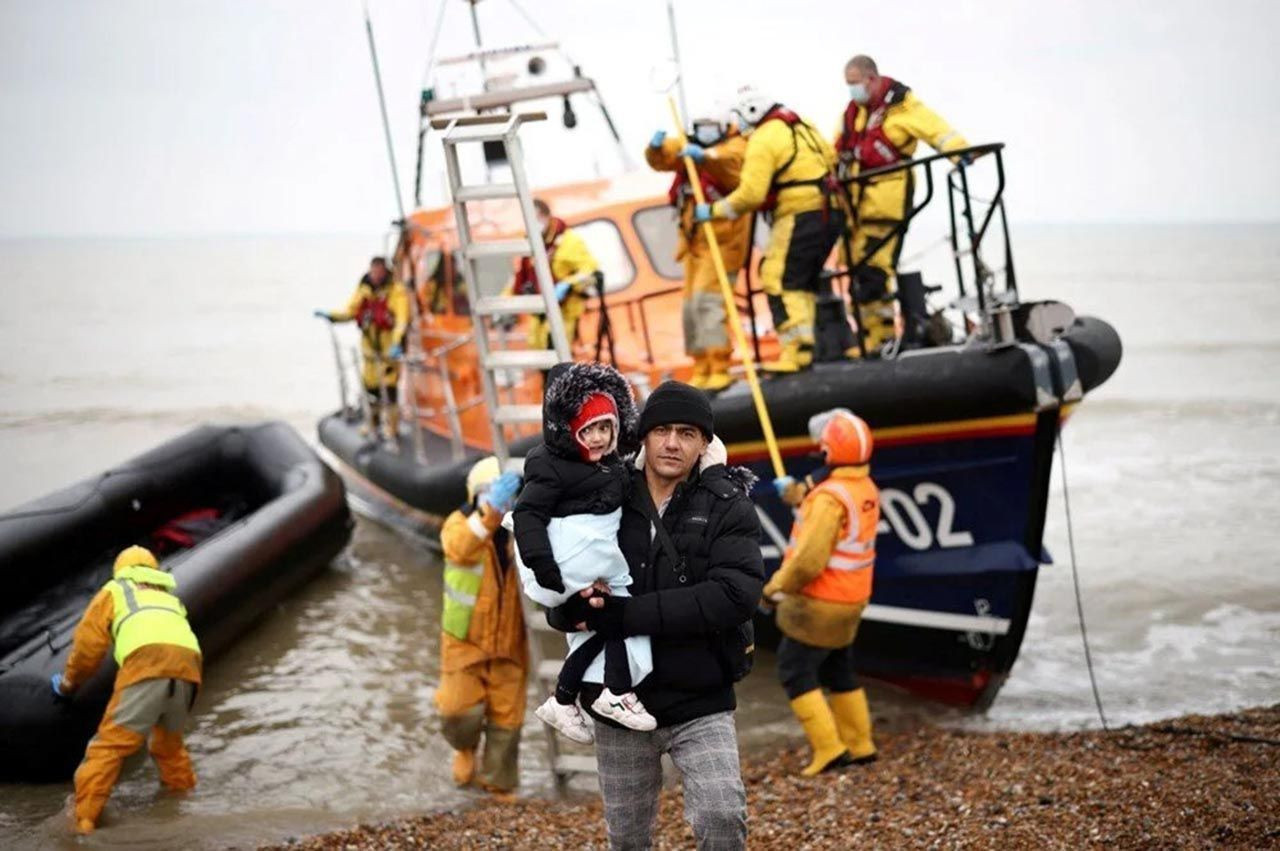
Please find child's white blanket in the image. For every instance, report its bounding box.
[506,509,652,686]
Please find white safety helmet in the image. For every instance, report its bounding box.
[730,85,777,131]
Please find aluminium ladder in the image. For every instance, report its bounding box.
[434,111,595,796]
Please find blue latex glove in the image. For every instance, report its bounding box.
[51,674,68,699]
[772,476,796,500]
[312,309,331,321]
[387,344,403,359]
[693,202,715,223]
[481,471,522,513]
[679,143,706,162]
[554,281,572,303]
[649,130,666,148]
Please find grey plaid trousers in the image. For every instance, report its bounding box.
[594,710,747,850]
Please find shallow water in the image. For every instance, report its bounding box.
[1,225,1278,848]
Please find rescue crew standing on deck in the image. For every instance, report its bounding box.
[507,198,600,350]
[314,256,411,442]
[766,409,880,776]
[836,55,969,354]
[52,546,202,835]
[434,458,529,800]
[645,113,751,391]
[695,86,845,374]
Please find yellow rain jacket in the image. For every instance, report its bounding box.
[330,277,412,390]
[438,504,528,674]
[836,84,968,224]
[507,221,600,350]
[645,133,752,292]
[764,466,878,649]
[714,113,837,221]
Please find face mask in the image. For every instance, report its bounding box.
[693,123,723,146]
[848,82,870,105]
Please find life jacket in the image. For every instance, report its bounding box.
[105,565,201,666]
[784,471,879,605]
[836,79,911,174]
[512,217,567,296]
[356,276,396,331]
[758,106,839,213]
[669,169,730,242]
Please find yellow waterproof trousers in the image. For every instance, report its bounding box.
[74,677,197,827]
[435,658,527,791]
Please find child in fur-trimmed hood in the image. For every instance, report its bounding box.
[512,362,656,742]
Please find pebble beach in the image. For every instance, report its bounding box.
[260,705,1280,850]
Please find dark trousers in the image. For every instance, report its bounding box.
[555,633,631,704]
[776,637,859,700]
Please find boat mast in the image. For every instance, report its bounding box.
[666,0,690,128]
[363,0,406,224]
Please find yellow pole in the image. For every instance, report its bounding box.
[666,97,785,478]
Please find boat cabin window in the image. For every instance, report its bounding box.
[574,219,635,293]
[459,251,515,299]
[631,205,683,281]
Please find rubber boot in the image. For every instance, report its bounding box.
[701,347,734,392]
[763,339,803,374]
[687,353,711,389]
[451,748,476,787]
[789,690,854,777]
[829,688,878,764]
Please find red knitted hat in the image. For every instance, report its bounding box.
[570,393,619,460]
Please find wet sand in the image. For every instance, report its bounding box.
[260,705,1280,850]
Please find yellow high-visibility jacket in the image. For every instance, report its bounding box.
[714,114,837,221]
[837,87,968,223]
[645,134,752,275]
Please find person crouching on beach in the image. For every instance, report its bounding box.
[513,362,657,742]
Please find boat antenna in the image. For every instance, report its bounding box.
[414,0,451,208]
[362,0,406,224]
[504,0,633,169]
[665,0,690,132]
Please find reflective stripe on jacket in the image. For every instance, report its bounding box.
[105,565,201,666]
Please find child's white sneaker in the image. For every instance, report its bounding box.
[535,696,594,744]
[590,689,657,732]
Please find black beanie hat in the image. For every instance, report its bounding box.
[638,381,714,439]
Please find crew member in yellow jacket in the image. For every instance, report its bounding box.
[645,114,751,390]
[697,86,844,374]
[435,457,529,798]
[507,199,600,352]
[52,546,202,834]
[765,409,879,776]
[836,55,969,353]
[314,256,412,441]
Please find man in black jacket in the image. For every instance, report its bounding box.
[552,381,763,850]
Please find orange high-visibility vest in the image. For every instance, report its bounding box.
[785,473,879,605]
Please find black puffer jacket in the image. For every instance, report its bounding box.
[552,457,764,727]
[513,363,640,592]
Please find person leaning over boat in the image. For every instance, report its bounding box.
[836,54,969,354]
[644,112,751,391]
[434,457,528,800]
[51,546,202,835]
[694,86,845,375]
[549,381,764,849]
[313,256,411,442]
[505,198,600,350]
[765,409,879,776]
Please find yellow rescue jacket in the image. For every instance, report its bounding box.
[645,134,752,275]
[715,112,837,221]
[439,505,528,673]
[835,84,968,223]
[331,278,412,358]
[764,465,879,648]
[63,565,203,691]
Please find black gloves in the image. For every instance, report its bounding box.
[583,595,629,639]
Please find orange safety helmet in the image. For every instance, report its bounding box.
[808,408,873,466]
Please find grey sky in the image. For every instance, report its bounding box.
[2,0,1277,237]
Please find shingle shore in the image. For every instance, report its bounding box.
[260,705,1280,850]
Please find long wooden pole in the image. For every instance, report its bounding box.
[666,97,785,478]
